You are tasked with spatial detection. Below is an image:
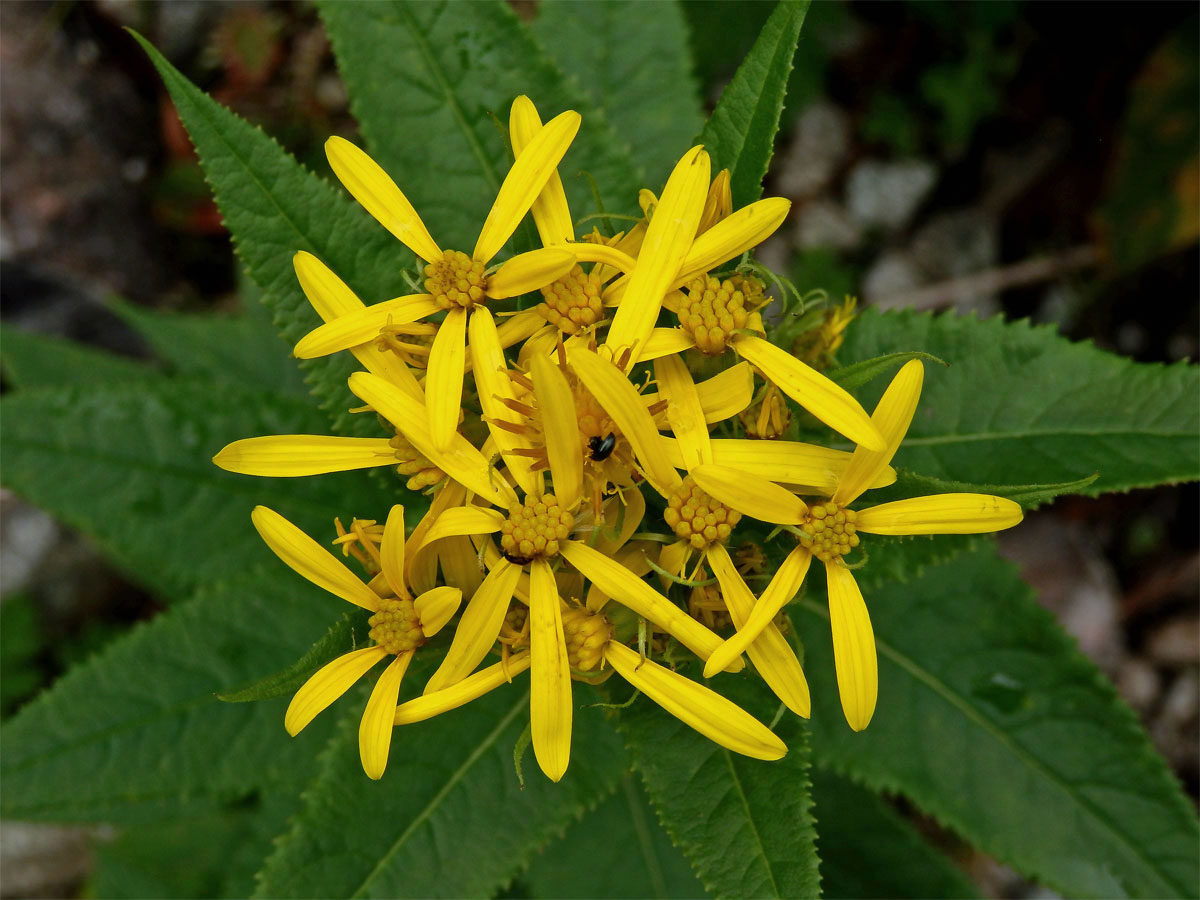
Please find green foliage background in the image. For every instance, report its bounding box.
[1,2,1197,898]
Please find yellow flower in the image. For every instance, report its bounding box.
[390,602,787,770]
[251,505,461,780]
[697,360,1024,730]
[290,100,583,451]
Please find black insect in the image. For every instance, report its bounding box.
[588,432,617,462]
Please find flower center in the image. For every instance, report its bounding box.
[499,494,575,563]
[368,597,425,655]
[798,501,860,563]
[424,249,488,310]
[678,275,758,354]
[663,475,741,549]
[538,264,606,334]
[561,606,612,672]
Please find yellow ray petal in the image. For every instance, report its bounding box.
[285,645,387,736]
[658,539,691,580]
[530,560,572,782]
[498,309,550,350]
[703,546,811,678]
[293,294,440,359]
[834,359,924,507]
[707,544,810,717]
[698,169,733,233]
[690,464,808,524]
[475,110,582,263]
[586,544,653,611]
[406,480,464,592]
[214,435,396,477]
[675,197,791,286]
[509,95,574,245]
[325,136,442,262]
[414,585,462,638]
[440,536,485,600]
[567,346,682,497]
[417,506,506,545]
[606,146,710,359]
[655,354,712,467]
[358,651,412,779]
[661,438,893,494]
[348,373,517,509]
[426,307,468,452]
[732,333,885,451]
[380,505,408,599]
[487,247,577,299]
[637,328,697,361]
[567,242,638,274]
[856,494,1024,535]
[293,253,423,391]
[395,652,531,725]
[589,488,646,556]
[695,362,754,423]
[824,562,876,731]
[470,308,537,494]
[424,559,521,693]
[559,540,742,672]
[530,352,582,509]
[605,643,786,760]
[251,506,380,611]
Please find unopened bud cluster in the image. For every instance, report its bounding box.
[425,249,487,309]
[390,434,445,490]
[561,606,612,671]
[368,597,425,655]
[538,264,606,334]
[679,275,751,354]
[500,494,575,561]
[664,476,741,549]
[799,501,860,562]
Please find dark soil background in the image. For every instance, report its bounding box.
[1,2,1196,897]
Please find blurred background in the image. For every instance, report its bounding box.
[1,1,1196,897]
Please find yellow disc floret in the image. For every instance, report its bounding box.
[678,275,752,354]
[368,597,425,655]
[538,265,606,334]
[739,383,791,439]
[424,249,487,310]
[561,606,612,672]
[499,494,575,563]
[663,476,741,549]
[799,501,860,563]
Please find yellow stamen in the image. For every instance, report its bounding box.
[678,275,752,355]
[561,605,613,672]
[538,264,607,334]
[367,597,426,655]
[798,501,860,563]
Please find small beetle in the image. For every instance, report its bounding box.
[587,432,617,462]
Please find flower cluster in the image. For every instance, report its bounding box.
[215,96,1023,781]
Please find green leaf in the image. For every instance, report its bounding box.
[0,325,154,389]
[318,0,643,255]
[522,774,706,899]
[1,593,45,718]
[0,378,383,599]
[93,793,298,899]
[133,32,399,438]
[884,470,1101,509]
[841,310,1200,495]
[219,611,367,703]
[812,767,980,900]
[111,299,307,397]
[697,0,810,206]
[796,544,1200,899]
[0,571,338,823]
[254,685,628,899]
[531,0,704,190]
[620,674,820,899]
[826,350,948,392]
